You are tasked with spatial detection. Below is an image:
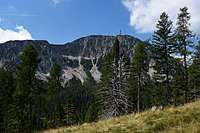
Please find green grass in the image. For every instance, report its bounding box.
[41,101,200,133]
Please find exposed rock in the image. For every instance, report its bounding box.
[90,57,101,82]
[35,71,49,82]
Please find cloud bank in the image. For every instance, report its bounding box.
[0,26,33,43]
[122,0,200,34]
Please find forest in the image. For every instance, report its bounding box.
[0,7,200,133]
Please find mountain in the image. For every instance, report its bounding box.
[0,35,140,83]
[41,100,200,133]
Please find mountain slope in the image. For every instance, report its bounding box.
[0,35,140,83]
[41,100,200,133]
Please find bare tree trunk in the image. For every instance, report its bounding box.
[184,43,188,103]
[137,73,141,113]
[165,42,170,105]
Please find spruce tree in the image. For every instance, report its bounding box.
[47,63,63,127]
[64,76,96,124]
[171,58,185,106]
[12,45,38,132]
[176,7,193,102]
[0,69,15,132]
[130,42,147,113]
[152,12,175,105]
[188,41,200,101]
[82,72,98,122]
[64,77,82,125]
[97,50,113,119]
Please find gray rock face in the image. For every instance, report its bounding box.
[0,35,140,82]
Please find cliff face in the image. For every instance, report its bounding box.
[0,35,140,83]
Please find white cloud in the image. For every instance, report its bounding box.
[122,0,200,34]
[0,26,33,43]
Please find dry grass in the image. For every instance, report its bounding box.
[40,101,200,133]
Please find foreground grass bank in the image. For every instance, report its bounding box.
[41,101,200,133]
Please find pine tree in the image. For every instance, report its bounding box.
[63,76,96,124]
[188,41,200,101]
[130,42,147,113]
[152,12,176,105]
[98,37,130,119]
[64,77,82,125]
[47,63,63,127]
[176,7,193,102]
[11,45,39,132]
[97,51,113,119]
[82,72,98,122]
[171,58,185,106]
[0,69,15,132]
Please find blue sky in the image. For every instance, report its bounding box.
[0,0,149,44]
[0,0,199,44]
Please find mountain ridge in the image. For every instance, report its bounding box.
[0,35,141,83]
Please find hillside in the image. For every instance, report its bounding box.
[41,101,200,133]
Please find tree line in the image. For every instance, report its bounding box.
[0,45,98,132]
[0,6,200,133]
[98,6,200,117]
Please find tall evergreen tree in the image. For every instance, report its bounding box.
[130,42,147,113]
[176,7,193,102]
[171,58,185,106]
[97,49,113,119]
[0,69,15,132]
[152,12,175,105]
[47,63,63,127]
[82,72,98,122]
[188,41,200,101]
[64,74,97,124]
[11,45,38,132]
[63,77,78,125]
